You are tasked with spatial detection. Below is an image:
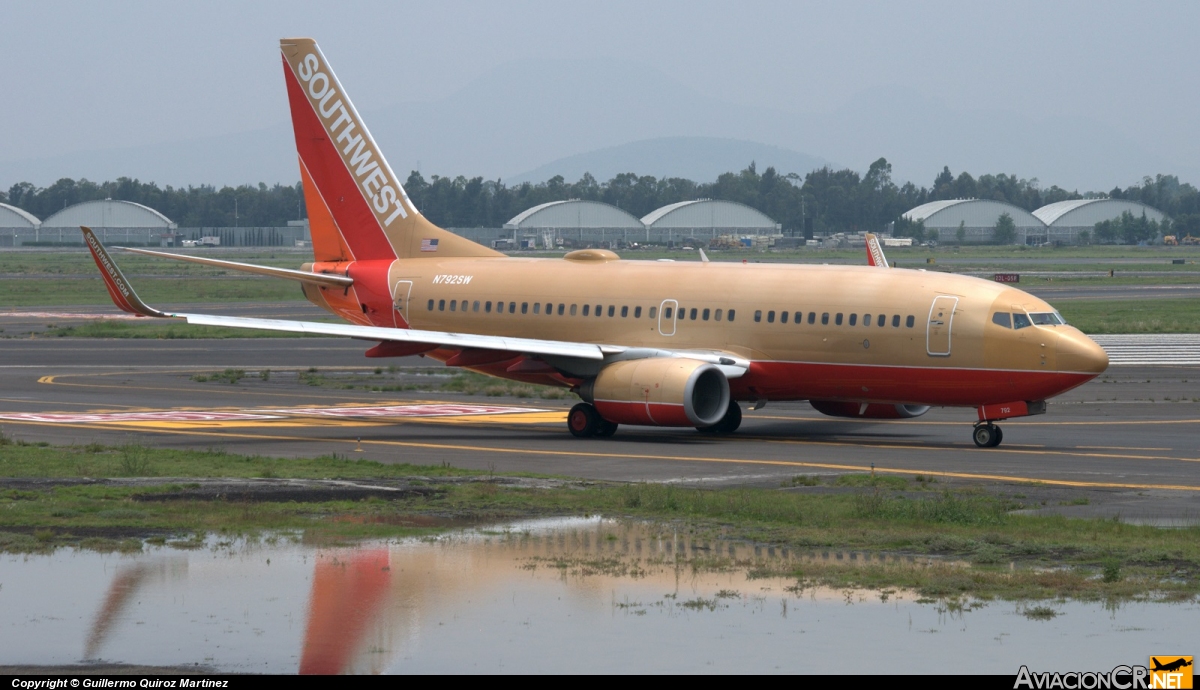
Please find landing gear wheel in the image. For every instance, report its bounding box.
[699,402,742,435]
[973,423,1002,448]
[568,403,601,438]
[595,419,619,437]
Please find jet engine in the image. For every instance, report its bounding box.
[580,358,730,427]
[810,401,931,419]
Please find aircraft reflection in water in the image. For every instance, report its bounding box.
[84,519,900,674]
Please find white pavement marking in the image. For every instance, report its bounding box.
[1091,334,1200,365]
[0,311,139,319]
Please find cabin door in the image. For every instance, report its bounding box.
[926,295,958,356]
[392,280,414,328]
[658,299,679,336]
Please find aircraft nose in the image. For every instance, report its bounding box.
[1057,329,1109,374]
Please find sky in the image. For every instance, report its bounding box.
[2,0,1197,191]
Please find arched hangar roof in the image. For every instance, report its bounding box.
[642,199,777,229]
[0,203,40,228]
[41,199,176,229]
[1033,199,1166,227]
[503,200,643,230]
[903,198,1042,229]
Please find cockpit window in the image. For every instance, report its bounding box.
[1029,312,1065,326]
[991,312,1012,328]
[1012,313,1032,329]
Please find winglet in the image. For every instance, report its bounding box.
[80,226,170,318]
[865,233,889,268]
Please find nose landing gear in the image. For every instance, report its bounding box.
[972,422,1003,448]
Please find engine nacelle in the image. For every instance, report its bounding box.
[810,401,931,419]
[581,358,730,427]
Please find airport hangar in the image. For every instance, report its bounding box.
[0,199,311,248]
[902,197,1169,245]
[454,198,781,248]
[1033,199,1167,245]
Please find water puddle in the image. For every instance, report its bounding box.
[0,517,1193,673]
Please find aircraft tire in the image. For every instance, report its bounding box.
[699,402,742,435]
[989,426,1004,447]
[973,424,999,448]
[568,403,601,438]
[595,419,619,437]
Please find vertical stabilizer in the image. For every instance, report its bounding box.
[280,38,501,260]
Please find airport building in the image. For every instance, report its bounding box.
[0,203,40,247]
[39,199,178,246]
[641,199,779,244]
[498,199,645,248]
[901,199,1044,245]
[1032,199,1167,244]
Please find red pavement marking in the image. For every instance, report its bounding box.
[0,404,546,424]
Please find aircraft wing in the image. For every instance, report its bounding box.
[80,227,749,377]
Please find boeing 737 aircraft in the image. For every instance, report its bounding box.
[80,37,1109,448]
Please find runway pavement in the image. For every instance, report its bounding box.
[1,337,1198,523]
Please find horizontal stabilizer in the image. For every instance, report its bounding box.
[118,247,353,288]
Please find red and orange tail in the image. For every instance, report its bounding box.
[280,38,501,262]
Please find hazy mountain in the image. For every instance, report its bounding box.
[4,59,1193,192]
[509,137,833,184]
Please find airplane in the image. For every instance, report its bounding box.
[79,37,1109,448]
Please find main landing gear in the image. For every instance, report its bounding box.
[568,403,618,438]
[698,402,742,435]
[972,422,1003,448]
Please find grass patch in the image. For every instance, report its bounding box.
[48,321,314,339]
[1058,298,1200,334]
[1,435,1198,602]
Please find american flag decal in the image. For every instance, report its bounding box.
[420,238,439,252]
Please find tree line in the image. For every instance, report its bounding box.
[5,163,1199,240]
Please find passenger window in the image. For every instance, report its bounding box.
[521,302,528,314]
[715,308,723,321]
[428,299,435,311]
[461,300,468,311]
[532,303,540,314]
[821,312,829,325]
[1013,313,1032,329]
[754,310,762,323]
[557,304,564,316]
[664,307,672,319]
[780,310,788,324]
[570,304,577,316]
[878,314,885,327]
[795,311,802,324]
[702,308,710,321]
[607,305,614,317]
[438,299,446,311]
[848,313,857,326]
[509,302,516,314]
[863,313,870,327]
[595,305,602,317]
[545,303,552,315]
[690,308,698,320]
[767,310,775,323]
[634,306,642,318]
[892,315,900,327]
[992,312,1012,328]
[835,313,843,326]
[582,305,590,316]
[906,315,915,328]
[485,301,492,313]
[621,306,629,317]
[728,309,736,322]
[650,306,658,319]
[449,300,456,312]
[808,312,816,325]
[473,301,480,312]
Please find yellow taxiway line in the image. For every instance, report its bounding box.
[4,419,1200,493]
